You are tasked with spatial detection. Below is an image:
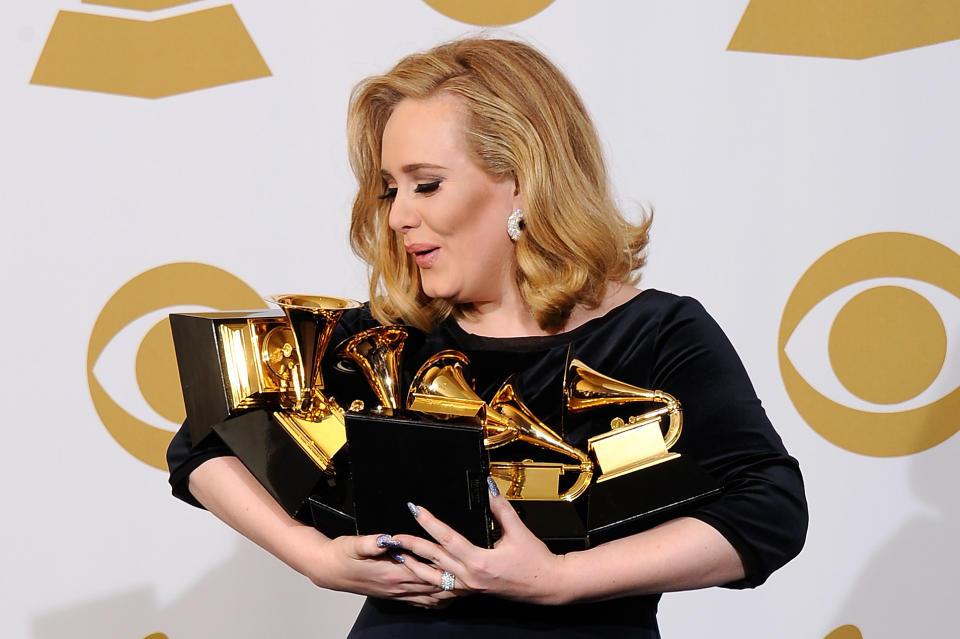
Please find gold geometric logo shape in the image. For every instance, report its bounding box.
[826,626,863,639]
[422,0,555,26]
[779,233,960,457]
[87,263,265,470]
[31,4,271,98]
[82,0,201,9]
[729,0,960,59]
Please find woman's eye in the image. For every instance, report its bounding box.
[378,187,398,200]
[413,180,441,194]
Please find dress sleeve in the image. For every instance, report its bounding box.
[649,297,808,588]
[166,421,234,509]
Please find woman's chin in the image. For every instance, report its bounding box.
[420,281,458,302]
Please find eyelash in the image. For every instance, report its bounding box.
[377,180,442,200]
[414,180,441,194]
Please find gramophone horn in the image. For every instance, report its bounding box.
[266,294,362,412]
[335,325,410,411]
[265,294,362,473]
[406,350,515,446]
[490,377,592,462]
[488,377,593,501]
[564,358,682,449]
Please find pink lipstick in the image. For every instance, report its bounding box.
[406,243,440,268]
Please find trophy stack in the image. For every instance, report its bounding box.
[170,295,720,550]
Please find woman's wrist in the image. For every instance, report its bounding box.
[542,551,584,606]
[284,525,337,588]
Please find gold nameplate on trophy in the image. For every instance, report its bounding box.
[490,460,588,501]
[587,416,680,482]
[408,393,486,418]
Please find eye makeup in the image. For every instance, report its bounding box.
[413,180,441,194]
[379,180,441,200]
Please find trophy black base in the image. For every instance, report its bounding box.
[307,482,357,538]
[213,409,348,524]
[586,456,722,546]
[512,501,588,553]
[345,412,494,548]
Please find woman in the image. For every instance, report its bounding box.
[168,37,807,637]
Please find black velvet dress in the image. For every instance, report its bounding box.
[167,289,808,638]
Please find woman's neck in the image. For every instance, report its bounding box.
[455,283,546,337]
[454,282,641,338]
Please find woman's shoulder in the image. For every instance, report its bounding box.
[570,288,712,337]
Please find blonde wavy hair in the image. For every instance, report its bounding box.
[347,37,651,333]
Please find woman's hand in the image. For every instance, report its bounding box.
[308,532,454,608]
[189,456,452,608]
[392,479,569,605]
[391,480,746,606]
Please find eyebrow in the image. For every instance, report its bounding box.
[380,163,448,178]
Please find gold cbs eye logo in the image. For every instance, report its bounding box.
[87,263,264,470]
[729,0,960,58]
[779,232,960,456]
[422,0,554,25]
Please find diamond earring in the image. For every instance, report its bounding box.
[506,208,524,241]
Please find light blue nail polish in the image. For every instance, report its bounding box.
[487,476,500,497]
[376,534,402,549]
[407,501,420,517]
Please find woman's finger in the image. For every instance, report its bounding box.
[394,548,462,592]
[390,533,457,568]
[485,477,528,537]
[351,533,402,559]
[403,502,478,560]
[392,554,462,601]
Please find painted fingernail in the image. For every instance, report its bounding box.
[390,551,405,564]
[487,476,500,497]
[407,501,420,517]
[376,534,403,549]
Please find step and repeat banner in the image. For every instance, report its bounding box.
[2,1,958,638]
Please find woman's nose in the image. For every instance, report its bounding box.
[387,190,419,233]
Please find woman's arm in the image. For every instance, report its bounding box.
[394,481,744,605]
[553,516,744,603]
[187,455,451,606]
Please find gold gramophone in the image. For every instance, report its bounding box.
[170,294,362,525]
[265,295,362,473]
[565,358,682,482]
[407,350,505,440]
[335,325,412,413]
[408,351,593,501]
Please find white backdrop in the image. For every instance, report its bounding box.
[2,2,958,638]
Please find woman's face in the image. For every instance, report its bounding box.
[380,94,521,305]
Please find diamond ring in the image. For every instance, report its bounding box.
[440,570,456,591]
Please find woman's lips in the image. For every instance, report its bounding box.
[406,243,440,268]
